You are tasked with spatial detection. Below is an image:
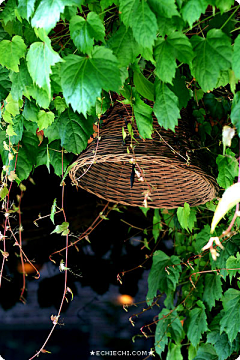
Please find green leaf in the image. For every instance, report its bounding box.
[146,250,181,304]
[207,314,235,360]
[177,203,197,232]
[4,93,22,117]
[233,34,240,79]
[61,47,121,116]
[133,71,154,101]
[11,114,24,144]
[220,288,240,342]
[157,16,184,37]
[10,60,33,101]
[26,83,51,108]
[154,32,193,84]
[191,29,232,91]
[140,207,149,216]
[181,0,208,27]
[59,109,93,154]
[50,198,57,224]
[119,0,136,27]
[51,221,69,235]
[9,131,39,180]
[166,343,183,360]
[0,0,17,24]
[216,148,238,189]
[26,39,63,93]
[231,92,240,137]
[44,116,61,143]
[193,344,218,360]
[100,0,115,10]
[18,0,36,20]
[70,12,105,54]
[22,99,38,122]
[168,70,191,109]
[133,97,153,139]
[36,139,73,176]
[131,0,157,49]
[155,308,184,357]
[148,0,179,18]
[37,110,55,130]
[53,96,67,115]
[152,209,162,242]
[203,274,223,310]
[0,186,9,200]
[187,301,208,347]
[0,65,11,101]
[204,93,225,119]
[107,25,140,67]
[215,0,234,14]
[154,81,180,131]
[0,35,27,72]
[31,0,82,33]
[226,252,240,284]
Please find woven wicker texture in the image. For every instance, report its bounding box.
[70,100,218,209]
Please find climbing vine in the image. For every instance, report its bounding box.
[1,0,240,359]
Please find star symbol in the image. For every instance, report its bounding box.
[148,349,154,356]
[90,351,95,355]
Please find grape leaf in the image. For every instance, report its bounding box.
[22,98,38,122]
[0,35,27,72]
[154,80,180,131]
[231,92,240,136]
[152,209,162,242]
[119,0,136,28]
[133,97,153,139]
[131,0,157,48]
[36,139,73,176]
[53,96,67,115]
[26,39,63,93]
[181,0,208,27]
[233,34,240,79]
[169,70,191,109]
[58,109,93,154]
[107,25,140,67]
[215,0,234,14]
[100,0,115,10]
[0,0,17,25]
[37,110,55,130]
[226,252,240,284]
[166,343,183,360]
[61,47,121,116]
[216,148,238,188]
[9,131,39,180]
[18,0,36,20]
[191,29,232,91]
[148,0,179,18]
[70,12,105,54]
[207,314,235,360]
[11,114,24,144]
[155,308,184,357]
[220,288,240,342]
[31,0,83,33]
[193,344,218,360]
[154,32,193,84]
[177,203,197,232]
[0,65,11,101]
[146,250,181,305]
[50,198,57,224]
[187,301,208,347]
[157,16,184,37]
[203,274,223,310]
[26,83,51,108]
[44,116,61,143]
[10,60,32,101]
[133,71,154,100]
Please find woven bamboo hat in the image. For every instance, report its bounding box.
[69,100,218,209]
